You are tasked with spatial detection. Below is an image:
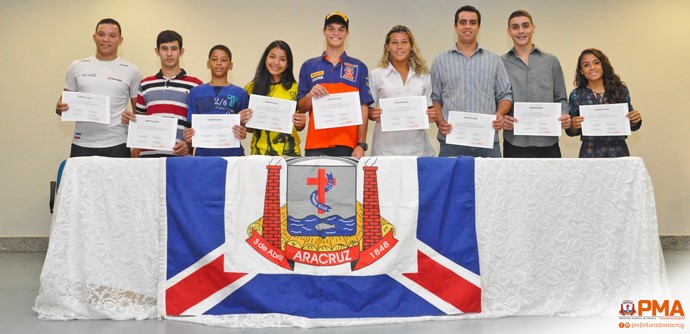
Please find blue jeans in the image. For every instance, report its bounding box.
[438,140,501,158]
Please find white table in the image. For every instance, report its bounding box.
[34,157,668,327]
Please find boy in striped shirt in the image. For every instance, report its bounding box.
[122,30,202,157]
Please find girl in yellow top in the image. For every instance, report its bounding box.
[244,40,305,156]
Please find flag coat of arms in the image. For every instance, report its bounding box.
[159,156,480,320]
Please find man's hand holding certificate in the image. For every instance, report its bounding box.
[445,111,496,149]
[312,91,362,129]
[379,96,429,132]
[60,92,110,124]
[579,103,631,136]
[246,94,296,134]
[191,114,240,148]
[126,115,177,151]
[513,102,561,136]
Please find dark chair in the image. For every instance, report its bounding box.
[49,160,67,213]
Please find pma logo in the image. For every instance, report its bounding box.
[618,299,685,318]
[638,300,685,317]
[619,300,636,316]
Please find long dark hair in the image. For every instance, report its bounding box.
[251,40,296,96]
[574,48,627,103]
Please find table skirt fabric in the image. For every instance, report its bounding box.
[34,157,668,327]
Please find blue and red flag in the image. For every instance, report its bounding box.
[159,156,480,321]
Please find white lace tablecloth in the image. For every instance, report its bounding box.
[35,157,163,320]
[473,157,667,317]
[34,157,668,326]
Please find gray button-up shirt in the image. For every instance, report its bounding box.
[431,44,512,142]
[501,46,567,147]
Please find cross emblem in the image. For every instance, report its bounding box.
[306,168,336,214]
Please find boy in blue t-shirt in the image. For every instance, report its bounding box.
[185,44,250,156]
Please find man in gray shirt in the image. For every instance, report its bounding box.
[500,10,571,158]
[431,5,512,158]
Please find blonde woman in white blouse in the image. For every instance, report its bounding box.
[368,25,437,156]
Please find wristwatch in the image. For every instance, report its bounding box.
[356,142,368,151]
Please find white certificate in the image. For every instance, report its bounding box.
[312,91,362,130]
[60,91,110,124]
[246,94,296,134]
[191,114,240,149]
[445,111,495,149]
[513,102,561,136]
[379,96,429,132]
[126,115,177,151]
[579,103,631,136]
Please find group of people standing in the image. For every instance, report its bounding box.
[55,6,642,160]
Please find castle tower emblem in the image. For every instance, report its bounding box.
[245,157,398,271]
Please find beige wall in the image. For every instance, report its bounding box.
[1,0,688,237]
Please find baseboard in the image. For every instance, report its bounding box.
[0,237,49,252]
[660,236,690,251]
[2,236,689,252]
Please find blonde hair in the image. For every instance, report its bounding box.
[378,25,428,74]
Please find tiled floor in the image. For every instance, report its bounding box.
[2,251,689,334]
